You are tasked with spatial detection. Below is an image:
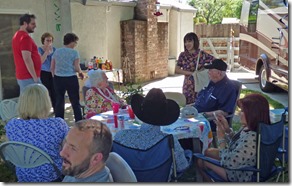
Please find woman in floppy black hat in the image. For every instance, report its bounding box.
[114,88,191,174]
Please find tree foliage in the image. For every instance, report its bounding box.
[188,0,242,24]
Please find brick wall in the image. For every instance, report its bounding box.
[121,0,168,84]
[156,22,168,78]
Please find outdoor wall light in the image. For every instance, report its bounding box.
[154,1,163,16]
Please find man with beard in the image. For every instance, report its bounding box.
[12,13,42,92]
[60,119,113,182]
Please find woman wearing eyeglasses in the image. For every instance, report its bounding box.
[51,33,84,122]
[38,32,56,112]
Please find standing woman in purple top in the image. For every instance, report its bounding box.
[51,33,84,121]
[175,32,215,104]
[5,84,69,182]
[38,32,56,112]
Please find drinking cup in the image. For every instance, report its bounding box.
[114,115,118,128]
[112,102,120,114]
[127,105,135,119]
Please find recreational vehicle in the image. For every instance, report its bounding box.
[239,0,288,92]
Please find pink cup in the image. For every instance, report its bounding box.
[112,102,120,114]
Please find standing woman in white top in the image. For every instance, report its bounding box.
[51,33,84,121]
[84,69,126,119]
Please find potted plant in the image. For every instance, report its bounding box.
[121,83,144,105]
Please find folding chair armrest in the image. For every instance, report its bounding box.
[193,153,260,173]
[193,153,221,167]
[228,166,260,172]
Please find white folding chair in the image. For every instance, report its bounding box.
[0,99,18,122]
[80,86,90,118]
[105,152,137,182]
[163,92,186,107]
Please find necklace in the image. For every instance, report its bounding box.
[93,87,119,103]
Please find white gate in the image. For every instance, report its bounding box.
[199,37,239,71]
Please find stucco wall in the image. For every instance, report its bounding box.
[70,2,134,68]
[0,0,46,45]
[0,0,60,100]
[106,5,135,69]
[71,3,107,64]
[169,10,179,59]
[0,0,70,47]
[179,11,195,54]
[168,10,194,60]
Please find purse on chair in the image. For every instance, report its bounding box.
[192,50,210,93]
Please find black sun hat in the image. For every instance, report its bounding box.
[130,88,180,126]
[204,58,227,71]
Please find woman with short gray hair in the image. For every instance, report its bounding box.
[84,69,126,119]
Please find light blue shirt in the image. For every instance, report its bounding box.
[38,47,56,72]
[62,167,111,182]
[52,47,80,77]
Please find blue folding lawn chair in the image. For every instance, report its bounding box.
[111,134,178,182]
[194,107,287,182]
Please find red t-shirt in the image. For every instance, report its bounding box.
[12,30,41,79]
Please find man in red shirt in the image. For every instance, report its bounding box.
[12,14,42,92]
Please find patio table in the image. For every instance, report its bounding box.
[90,109,213,154]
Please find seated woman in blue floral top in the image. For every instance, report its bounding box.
[5,84,69,182]
[114,88,191,175]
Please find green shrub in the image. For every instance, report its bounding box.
[121,83,144,104]
[0,161,17,182]
[0,120,5,141]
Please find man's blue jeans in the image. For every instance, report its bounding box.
[17,78,41,93]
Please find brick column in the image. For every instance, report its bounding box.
[121,0,168,83]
